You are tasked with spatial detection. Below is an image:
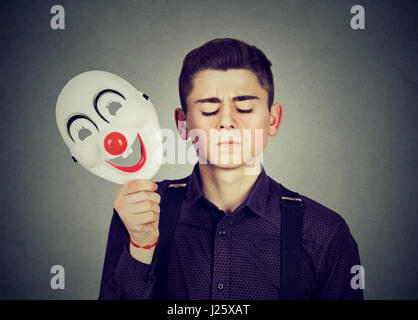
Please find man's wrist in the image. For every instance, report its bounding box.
[130,236,159,249]
[129,243,156,264]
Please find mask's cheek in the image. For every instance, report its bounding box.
[114,104,149,128]
[70,141,102,168]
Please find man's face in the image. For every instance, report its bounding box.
[182,68,280,169]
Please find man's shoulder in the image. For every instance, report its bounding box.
[299,194,346,230]
[269,177,349,245]
[155,175,190,198]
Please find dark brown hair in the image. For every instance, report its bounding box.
[178,38,274,113]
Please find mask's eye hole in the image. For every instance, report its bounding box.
[68,117,98,143]
[107,101,122,116]
[97,91,125,121]
[78,126,92,141]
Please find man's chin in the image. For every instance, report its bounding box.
[210,162,243,169]
[201,158,257,170]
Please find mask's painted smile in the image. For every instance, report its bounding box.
[105,132,147,173]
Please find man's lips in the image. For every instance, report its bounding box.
[105,132,147,173]
[218,141,241,145]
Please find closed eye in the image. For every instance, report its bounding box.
[237,109,253,113]
[202,108,253,116]
[202,110,218,116]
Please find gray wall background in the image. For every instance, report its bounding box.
[0,0,417,299]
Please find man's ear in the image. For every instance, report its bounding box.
[268,103,283,137]
[175,108,188,140]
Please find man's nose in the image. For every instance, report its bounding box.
[217,106,236,129]
[104,132,128,155]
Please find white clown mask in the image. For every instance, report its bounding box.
[56,70,162,184]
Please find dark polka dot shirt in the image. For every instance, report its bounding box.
[99,164,364,300]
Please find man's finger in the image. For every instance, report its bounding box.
[118,179,157,197]
[125,190,161,205]
[125,200,160,215]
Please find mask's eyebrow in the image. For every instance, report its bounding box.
[94,89,126,123]
[67,114,98,142]
[194,95,259,104]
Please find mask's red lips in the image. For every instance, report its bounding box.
[105,132,147,173]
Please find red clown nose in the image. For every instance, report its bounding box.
[104,132,128,155]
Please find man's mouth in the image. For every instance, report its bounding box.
[218,139,241,145]
[105,132,147,173]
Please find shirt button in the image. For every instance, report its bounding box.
[217,283,224,290]
[218,229,226,236]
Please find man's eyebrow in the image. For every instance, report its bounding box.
[232,95,259,101]
[194,97,221,104]
[194,95,259,104]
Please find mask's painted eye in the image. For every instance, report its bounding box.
[107,101,122,116]
[78,126,92,141]
[96,91,125,121]
[68,117,98,143]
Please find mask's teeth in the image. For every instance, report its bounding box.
[121,147,133,159]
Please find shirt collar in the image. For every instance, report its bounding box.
[184,164,205,208]
[183,163,270,217]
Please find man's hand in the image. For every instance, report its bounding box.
[114,179,161,263]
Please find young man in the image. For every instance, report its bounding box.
[99,38,364,300]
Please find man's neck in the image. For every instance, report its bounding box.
[198,161,262,215]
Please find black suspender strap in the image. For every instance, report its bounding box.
[153,180,303,300]
[279,185,304,300]
[153,182,188,299]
